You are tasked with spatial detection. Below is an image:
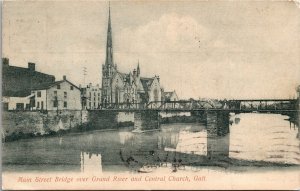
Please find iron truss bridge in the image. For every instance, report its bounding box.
[94,99,298,113]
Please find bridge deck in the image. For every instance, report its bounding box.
[90,108,298,112]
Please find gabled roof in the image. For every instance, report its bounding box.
[163,92,174,99]
[117,72,128,79]
[31,80,80,91]
[140,77,154,91]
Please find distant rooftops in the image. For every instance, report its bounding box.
[2,57,55,78]
[2,57,56,97]
[31,76,80,91]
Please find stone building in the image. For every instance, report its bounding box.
[162,90,179,102]
[81,83,102,110]
[30,76,82,110]
[101,6,162,107]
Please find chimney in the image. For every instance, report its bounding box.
[2,58,9,66]
[28,62,35,71]
[63,75,66,80]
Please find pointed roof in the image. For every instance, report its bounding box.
[105,2,113,66]
[137,60,140,75]
[140,77,154,91]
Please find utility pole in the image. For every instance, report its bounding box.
[83,66,87,86]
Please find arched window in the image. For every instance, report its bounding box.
[154,89,159,102]
[115,87,119,104]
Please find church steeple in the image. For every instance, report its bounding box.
[137,60,140,76]
[105,2,113,66]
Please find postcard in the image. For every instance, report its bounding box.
[1,0,300,190]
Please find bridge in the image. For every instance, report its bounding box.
[96,99,298,113]
[85,99,298,132]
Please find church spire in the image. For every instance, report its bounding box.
[137,60,140,76]
[105,2,113,66]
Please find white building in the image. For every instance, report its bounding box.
[2,94,33,110]
[81,83,102,110]
[31,76,82,110]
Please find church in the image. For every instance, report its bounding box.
[101,5,162,106]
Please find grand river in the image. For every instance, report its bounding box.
[2,113,300,173]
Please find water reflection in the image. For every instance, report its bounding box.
[229,114,300,164]
[80,152,102,173]
[2,113,300,173]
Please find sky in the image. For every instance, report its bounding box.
[2,0,300,99]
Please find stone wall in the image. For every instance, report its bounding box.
[2,110,83,141]
[87,110,119,130]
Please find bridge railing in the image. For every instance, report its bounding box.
[94,99,298,111]
[97,100,224,110]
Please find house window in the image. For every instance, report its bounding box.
[37,102,40,108]
[64,92,67,98]
[54,91,57,96]
[16,103,24,110]
[37,91,41,97]
[70,86,73,90]
[53,100,58,107]
[64,101,67,108]
[57,84,60,89]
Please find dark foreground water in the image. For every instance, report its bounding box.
[2,113,300,173]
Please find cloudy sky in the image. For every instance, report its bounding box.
[2,0,300,99]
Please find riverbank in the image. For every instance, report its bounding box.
[2,121,134,142]
[2,110,201,142]
[2,119,135,142]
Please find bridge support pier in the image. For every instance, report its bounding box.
[206,111,230,136]
[87,110,119,129]
[206,111,230,159]
[134,110,160,131]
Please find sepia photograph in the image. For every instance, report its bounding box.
[1,0,300,190]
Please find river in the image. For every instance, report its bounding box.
[2,113,300,173]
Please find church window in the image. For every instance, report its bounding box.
[154,89,159,102]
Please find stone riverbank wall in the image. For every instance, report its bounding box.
[2,110,88,141]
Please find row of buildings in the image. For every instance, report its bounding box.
[2,58,178,111]
[2,5,178,111]
[2,58,82,111]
